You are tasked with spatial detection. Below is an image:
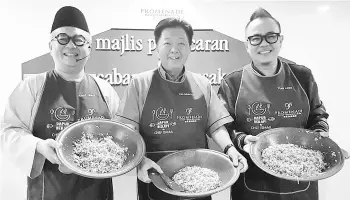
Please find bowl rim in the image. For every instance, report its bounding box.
[151,148,241,198]
[55,119,146,179]
[249,127,345,182]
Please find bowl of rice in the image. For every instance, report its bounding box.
[250,127,345,182]
[56,119,145,179]
[149,149,240,198]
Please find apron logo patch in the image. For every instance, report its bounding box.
[177,107,203,123]
[154,130,174,135]
[149,122,177,128]
[247,102,271,116]
[149,107,204,135]
[78,115,105,121]
[54,121,70,132]
[153,107,173,120]
[251,124,272,130]
[275,109,303,118]
[275,102,303,118]
[253,116,267,123]
[186,108,193,115]
[88,108,95,115]
[246,102,273,131]
[77,108,106,121]
[48,107,75,133]
[246,116,275,123]
[285,102,293,110]
[150,107,176,135]
[51,107,72,121]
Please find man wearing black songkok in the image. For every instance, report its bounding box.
[1,6,120,200]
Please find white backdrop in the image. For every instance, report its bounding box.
[1,1,349,200]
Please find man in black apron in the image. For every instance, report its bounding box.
[1,6,120,200]
[116,18,248,200]
[218,8,350,200]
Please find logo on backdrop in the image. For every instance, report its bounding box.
[140,8,184,20]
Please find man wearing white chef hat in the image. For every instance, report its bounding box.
[0,6,119,200]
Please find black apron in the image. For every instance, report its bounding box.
[138,70,211,200]
[27,70,113,200]
[231,64,318,200]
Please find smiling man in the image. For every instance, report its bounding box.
[116,18,248,200]
[218,7,332,200]
[0,6,119,200]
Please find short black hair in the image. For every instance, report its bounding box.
[245,7,281,33]
[154,18,194,45]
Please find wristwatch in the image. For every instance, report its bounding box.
[224,143,235,154]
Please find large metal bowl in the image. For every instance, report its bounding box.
[55,119,145,179]
[250,127,345,181]
[149,149,240,198]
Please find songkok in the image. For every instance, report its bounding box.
[51,6,89,33]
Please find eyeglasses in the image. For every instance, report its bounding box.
[52,33,88,46]
[247,32,280,46]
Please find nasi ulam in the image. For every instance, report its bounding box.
[72,132,128,173]
[261,144,327,178]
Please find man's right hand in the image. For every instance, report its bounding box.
[36,139,61,165]
[137,157,163,183]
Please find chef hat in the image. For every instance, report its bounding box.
[51,6,89,33]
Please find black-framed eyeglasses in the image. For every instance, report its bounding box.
[247,32,280,46]
[52,33,88,46]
